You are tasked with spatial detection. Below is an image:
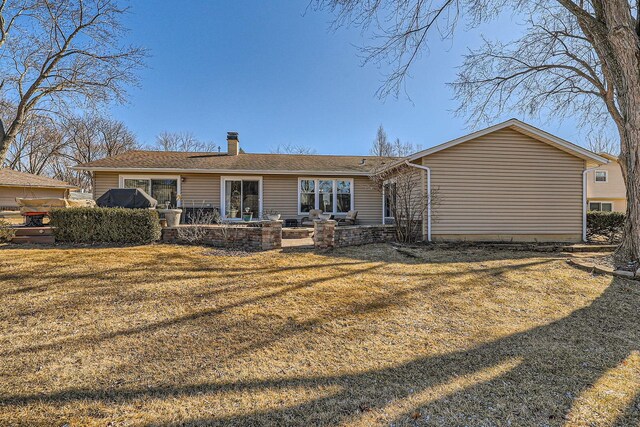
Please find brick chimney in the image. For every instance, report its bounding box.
[227,131,239,156]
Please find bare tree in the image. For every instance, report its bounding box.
[370,125,419,157]
[4,112,66,174]
[587,134,618,156]
[319,0,640,264]
[52,114,138,190]
[154,131,218,152]
[270,143,317,154]
[369,138,433,242]
[370,125,393,156]
[176,209,222,244]
[0,0,146,165]
[370,163,439,243]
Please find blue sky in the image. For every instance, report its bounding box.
[111,1,589,155]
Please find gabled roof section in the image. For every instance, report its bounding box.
[74,151,396,175]
[0,168,77,189]
[400,119,609,166]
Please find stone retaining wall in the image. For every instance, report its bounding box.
[314,220,395,249]
[162,221,282,251]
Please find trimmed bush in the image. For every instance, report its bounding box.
[587,211,625,243]
[50,207,161,244]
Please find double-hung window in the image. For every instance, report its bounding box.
[299,178,353,214]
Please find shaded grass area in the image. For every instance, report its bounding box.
[0,243,638,426]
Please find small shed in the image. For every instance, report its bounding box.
[0,168,77,211]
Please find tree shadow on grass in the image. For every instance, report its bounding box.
[1,273,638,425]
[148,277,637,426]
[0,262,386,357]
[328,242,572,265]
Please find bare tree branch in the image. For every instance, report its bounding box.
[0,0,147,164]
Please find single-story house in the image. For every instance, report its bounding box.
[585,152,626,212]
[76,131,391,225]
[76,119,609,243]
[0,168,77,210]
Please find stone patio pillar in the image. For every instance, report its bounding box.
[261,220,282,250]
[314,219,336,249]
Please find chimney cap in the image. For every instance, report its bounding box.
[227,131,239,140]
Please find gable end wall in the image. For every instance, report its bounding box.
[421,127,584,242]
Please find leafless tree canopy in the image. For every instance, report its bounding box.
[587,134,618,156]
[4,111,137,191]
[154,131,219,152]
[270,143,317,154]
[370,125,420,157]
[370,124,393,156]
[315,1,632,133]
[53,114,138,190]
[0,0,146,164]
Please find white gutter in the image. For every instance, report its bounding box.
[404,160,432,242]
[72,166,372,176]
[582,165,600,242]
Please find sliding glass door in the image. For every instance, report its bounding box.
[222,177,261,219]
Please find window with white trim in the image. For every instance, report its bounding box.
[595,171,608,182]
[121,177,179,207]
[299,178,353,214]
[589,202,613,212]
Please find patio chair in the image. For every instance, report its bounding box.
[300,209,322,227]
[337,210,358,226]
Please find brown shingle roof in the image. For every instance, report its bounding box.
[0,168,76,189]
[75,151,396,174]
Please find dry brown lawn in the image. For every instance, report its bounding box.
[0,243,638,426]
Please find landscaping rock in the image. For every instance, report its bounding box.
[613,269,635,279]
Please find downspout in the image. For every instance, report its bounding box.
[404,160,432,242]
[583,165,600,242]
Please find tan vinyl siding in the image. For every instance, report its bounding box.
[262,175,298,219]
[0,187,69,209]
[94,172,383,224]
[93,172,119,199]
[180,174,219,208]
[353,176,383,225]
[420,128,583,241]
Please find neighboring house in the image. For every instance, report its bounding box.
[585,152,626,212]
[0,168,77,210]
[76,120,609,242]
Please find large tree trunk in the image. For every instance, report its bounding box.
[0,120,8,167]
[598,0,640,265]
[616,123,640,264]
